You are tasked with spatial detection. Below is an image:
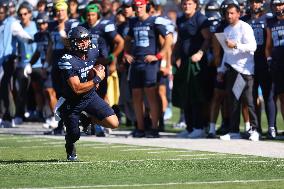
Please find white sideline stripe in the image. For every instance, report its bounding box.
[16,179,284,189]
[121,148,166,151]
[177,153,227,157]
[0,157,250,167]
[147,150,191,154]
[16,139,49,142]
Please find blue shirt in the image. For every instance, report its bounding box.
[18,21,40,68]
[58,45,100,100]
[267,16,284,61]
[81,19,118,57]
[128,16,171,57]
[34,31,51,65]
[176,11,210,58]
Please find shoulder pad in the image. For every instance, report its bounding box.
[265,12,274,18]
[105,23,115,32]
[101,20,110,25]
[58,55,72,70]
[155,16,172,25]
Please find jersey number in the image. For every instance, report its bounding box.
[134,30,149,47]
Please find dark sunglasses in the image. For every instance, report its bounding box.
[19,12,29,17]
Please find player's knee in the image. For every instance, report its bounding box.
[105,115,119,129]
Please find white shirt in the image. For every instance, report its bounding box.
[218,20,257,75]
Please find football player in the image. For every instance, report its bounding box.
[58,26,119,161]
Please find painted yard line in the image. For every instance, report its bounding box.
[16,139,50,142]
[16,179,284,189]
[78,143,112,147]
[43,142,66,145]
[121,148,167,152]
[242,159,284,164]
[178,153,227,157]
[147,150,192,154]
[0,157,251,167]
[90,145,137,149]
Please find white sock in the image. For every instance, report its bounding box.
[209,123,216,134]
[245,122,250,131]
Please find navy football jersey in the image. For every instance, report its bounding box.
[176,11,210,58]
[34,31,51,64]
[81,19,117,56]
[267,16,284,60]
[242,14,270,57]
[49,20,79,51]
[128,16,172,57]
[58,44,99,100]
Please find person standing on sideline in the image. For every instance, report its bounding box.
[242,0,277,139]
[0,3,32,128]
[217,2,260,141]
[173,0,211,138]
[266,0,284,129]
[124,0,172,138]
[58,26,119,161]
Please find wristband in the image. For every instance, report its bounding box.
[197,50,204,55]
[108,53,115,62]
[93,76,102,84]
[155,53,163,60]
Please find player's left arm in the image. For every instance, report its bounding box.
[111,34,124,58]
[191,27,211,63]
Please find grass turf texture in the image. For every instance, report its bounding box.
[0,135,284,189]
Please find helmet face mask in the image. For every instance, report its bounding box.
[68,26,92,53]
[271,0,284,16]
[248,0,264,14]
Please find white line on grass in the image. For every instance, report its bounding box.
[16,178,284,189]
[121,148,166,152]
[0,157,251,167]
[147,150,191,154]
[177,153,227,157]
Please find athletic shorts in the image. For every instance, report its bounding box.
[129,59,159,88]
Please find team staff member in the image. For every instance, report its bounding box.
[217,3,259,141]
[58,26,118,160]
[0,3,32,128]
[174,0,211,138]
[124,0,172,138]
[242,0,277,139]
[266,0,284,126]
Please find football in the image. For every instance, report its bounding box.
[87,64,104,81]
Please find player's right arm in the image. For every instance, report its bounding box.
[67,66,105,95]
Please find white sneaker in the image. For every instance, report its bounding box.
[14,117,23,125]
[177,130,190,138]
[249,130,260,141]
[173,121,187,129]
[268,127,276,139]
[163,107,173,120]
[187,129,205,138]
[220,133,241,141]
[49,117,58,129]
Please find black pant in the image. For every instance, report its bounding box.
[0,56,16,120]
[14,67,31,118]
[225,67,258,133]
[253,66,276,129]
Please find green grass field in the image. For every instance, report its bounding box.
[0,135,284,189]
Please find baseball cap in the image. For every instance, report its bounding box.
[133,0,148,6]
